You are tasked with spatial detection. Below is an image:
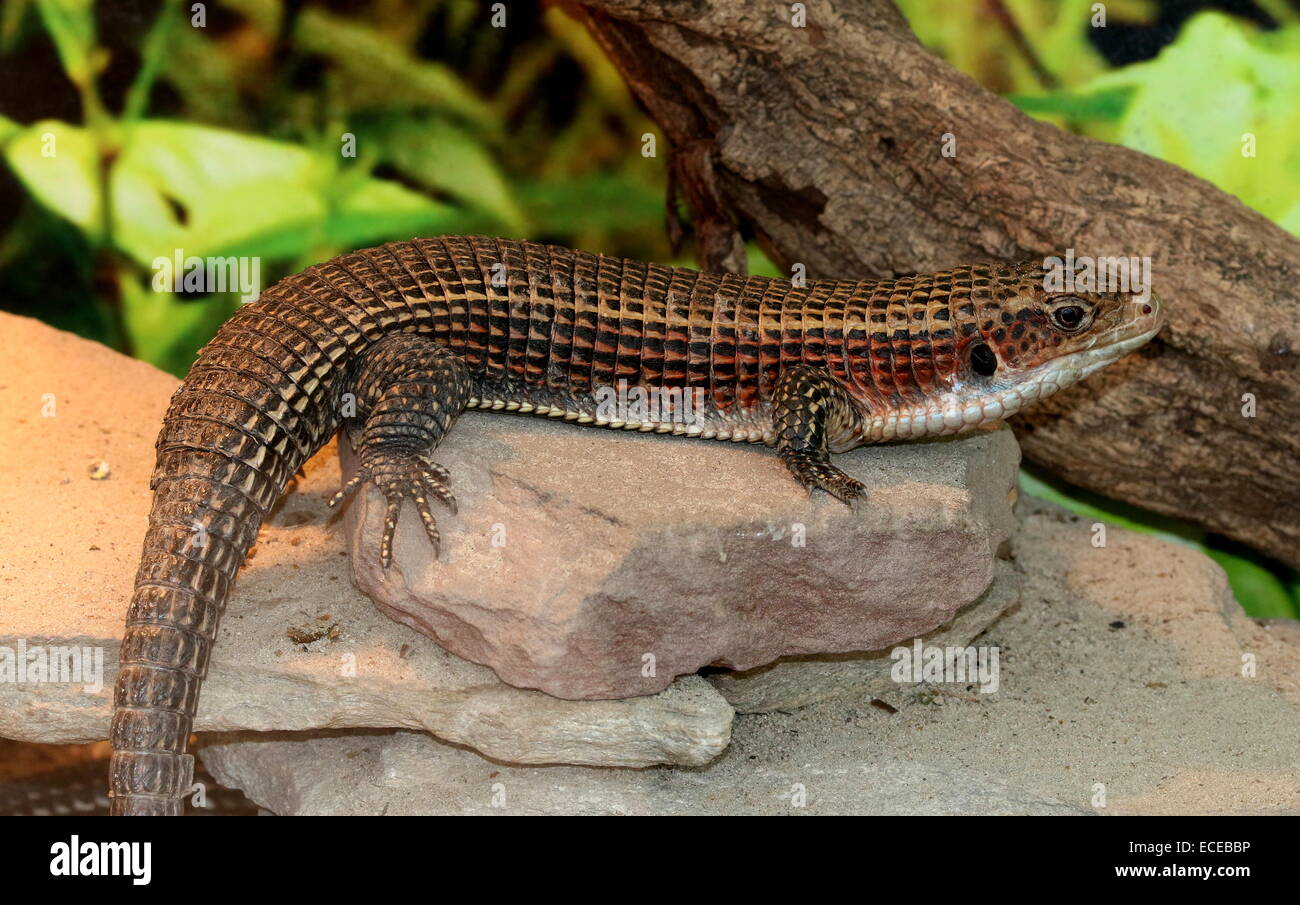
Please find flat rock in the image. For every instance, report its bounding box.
[708,559,1020,713]
[0,312,732,768]
[343,413,1021,700]
[202,501,1300,816]
[199,728,1088,816]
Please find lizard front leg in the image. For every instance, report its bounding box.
[772,364,867,504]
[329,334,472,567]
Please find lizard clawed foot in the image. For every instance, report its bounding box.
[329,453,457,568]
[779,450,867,505]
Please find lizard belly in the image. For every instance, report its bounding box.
[465,384,776,444]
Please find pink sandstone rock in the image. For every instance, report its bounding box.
[342,413,1020,699]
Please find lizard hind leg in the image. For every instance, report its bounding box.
[329,335,473,567]
[772,364,868,504]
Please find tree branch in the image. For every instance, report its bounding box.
[574,0,1300,568]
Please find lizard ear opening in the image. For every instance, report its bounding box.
[969,342,998,377]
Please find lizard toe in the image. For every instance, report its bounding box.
[335,453,458,567]
[780,451,867,506]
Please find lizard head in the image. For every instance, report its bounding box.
[855,259,1164,442]
[956,260,1164,394]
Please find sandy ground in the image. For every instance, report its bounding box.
[714,499,1300,815]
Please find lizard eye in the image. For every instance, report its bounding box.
[969,342,998,377]
[1052,304,1086,331]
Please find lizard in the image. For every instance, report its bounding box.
[109,235,1163,815]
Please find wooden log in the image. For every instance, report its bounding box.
[574,0,1300,568]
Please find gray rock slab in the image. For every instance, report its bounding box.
[198,728,1088,816]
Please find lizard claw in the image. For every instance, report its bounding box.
[779,450,867,505]
[330,453,457,568]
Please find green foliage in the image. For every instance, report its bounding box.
[1007,86,1134,123]
[1090,13,1300,233]
[1,112,461,370]
[1010,13,1300,234]
[353,113,526,234]
[897,0,1137,93]
[0,0,664,373]
[34,0,97,90]
[4,120,101,238]
[110,121,452,263]
[280,3,497,128]
[513,173,661,238]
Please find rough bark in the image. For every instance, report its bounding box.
[574,0,1300,568]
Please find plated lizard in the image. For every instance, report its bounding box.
[109,235,1162,814]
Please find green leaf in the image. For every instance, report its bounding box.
[1206,551,1300,620]
[0,113,25,143]
[110,119,469,269]
[2,119,101,239]
[123,0,182,122]
[322,177,464,250]
[745,244,782,279]
[360,115,527,233]
[1075,13,1300,232]
[292,6,497,129]
[896,0,1115,94]
[4,118,467,269]
[514,173,663,236]
[1,0,32,53]
[1008,87,1135,122]
[110,121,332,265]
[34,0,95,85]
